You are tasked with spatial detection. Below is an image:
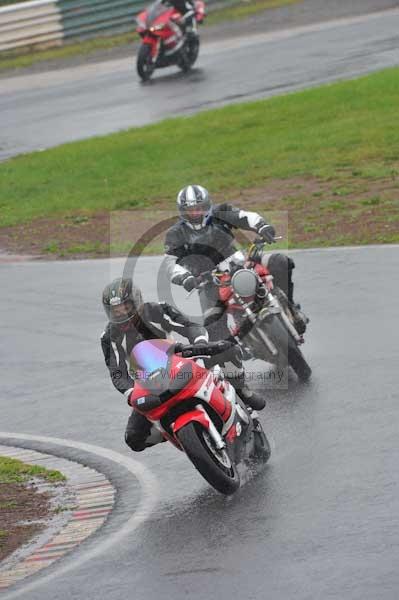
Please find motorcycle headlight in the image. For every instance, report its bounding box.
[150,24,164,32]
[231,269,258,297]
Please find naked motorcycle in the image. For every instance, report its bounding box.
[135,0,205,81]
[195,238,312,382]
[128,338,270,495]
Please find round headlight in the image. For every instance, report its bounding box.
[231,269,258,297]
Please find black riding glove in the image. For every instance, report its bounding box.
[182,273,197,292]
[257,223,276,244]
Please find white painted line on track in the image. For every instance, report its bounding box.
[0,432,159,600]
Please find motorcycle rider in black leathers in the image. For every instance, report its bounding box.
[101,277,209,452]
[164,185,309,391]
[101,277,265,453]
[163,0,197,33]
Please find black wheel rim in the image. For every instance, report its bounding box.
[199,429,236,478]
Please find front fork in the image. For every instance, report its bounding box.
[173,404,226,450]
[142,35,161,61]
[232,290,301,354]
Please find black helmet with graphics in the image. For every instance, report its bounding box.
[102,278,143,325]
[177,184,212,230]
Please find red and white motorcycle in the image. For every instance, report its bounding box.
[129,338,270,495]
[135,0,205,81]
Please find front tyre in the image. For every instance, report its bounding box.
[288,338,312,382]
[267,316,312,382]
[177,422,240,495]
[137,44,155,81]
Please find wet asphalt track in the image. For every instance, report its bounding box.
[1,245,399,599]
[1,5,399,160]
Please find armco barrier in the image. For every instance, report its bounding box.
[0,0,223,53]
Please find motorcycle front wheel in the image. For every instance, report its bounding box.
[266,315,312,382]
[178,421,240,495]
[137,44,155,81]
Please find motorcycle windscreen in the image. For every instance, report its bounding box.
[130,339,172,377]
[146,0,168,25]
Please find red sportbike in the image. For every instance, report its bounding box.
[129,338,270,495]
[135,0,205,81]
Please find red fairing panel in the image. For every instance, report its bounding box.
[226,423,238,442]
[173,409,210,433]
[128,383,152,406]
[208,385,232,422]
[168,354,208,385]
[128,356,231,423]
[253,263,269,280]
[218,273,233,303]
[135,359,208,422]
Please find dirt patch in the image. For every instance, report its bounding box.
[0,175,398,260]
[0,482,51,562]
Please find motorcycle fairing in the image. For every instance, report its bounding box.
[130,339,234,426]
[172,408,210,434]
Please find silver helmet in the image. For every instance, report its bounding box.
[177,185,212,230]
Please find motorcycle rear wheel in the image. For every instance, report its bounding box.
[178,422,240,495]
[137,44,155,81]
[252,420,271,462]
[178,36,199,72]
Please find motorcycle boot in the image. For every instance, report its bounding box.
[239,384,266,411]
[226,373,266,411]
[289,302,309,335]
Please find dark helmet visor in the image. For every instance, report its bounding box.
[181,205,209,225]
[105,300,136,324]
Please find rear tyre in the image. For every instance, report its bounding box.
[177,422,240,495]
[253,421,271,462]
[137,44,155,81]
[178,35,199,72]
[267,316,312,382]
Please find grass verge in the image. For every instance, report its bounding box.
[0,455,65,561]
[0,0,301,72]
[0,456,66,484]
[0,67,398,255]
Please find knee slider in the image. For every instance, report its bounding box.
[125,430,146,452]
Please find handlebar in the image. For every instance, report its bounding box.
[252,235,282,245]
[185,270,214,298]
[172,340,234,358]
[185,236,284,296]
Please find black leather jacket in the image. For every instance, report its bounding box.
[164,203,268,282]
[101,301,207,396]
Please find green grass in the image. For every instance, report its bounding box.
[206,0,300,25]
[0,0,27,5]
[0,501,17,509]
[0,0,300,72]
[0,456,66,484]
[0,31,136,72]
[1,67,399,230]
